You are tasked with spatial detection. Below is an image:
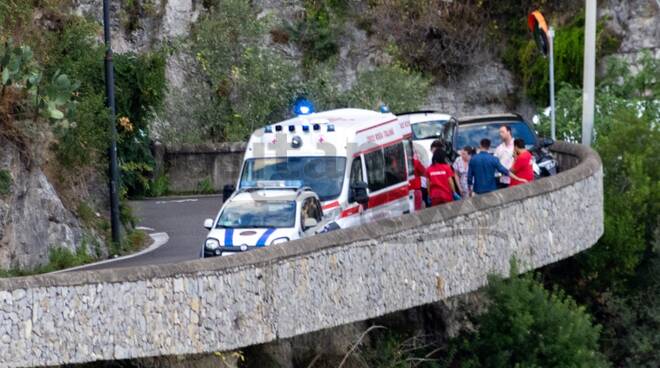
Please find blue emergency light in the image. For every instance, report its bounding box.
[379,104,390,113]
[293,97,315,116]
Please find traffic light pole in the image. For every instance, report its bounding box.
[103,0,121,245]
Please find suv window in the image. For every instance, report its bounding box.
[455,121,537,150]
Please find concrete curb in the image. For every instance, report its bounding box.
[49,232,170,274]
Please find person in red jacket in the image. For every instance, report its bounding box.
[509,138,534,186]
[426,149,456,206]
[410,155,427,210]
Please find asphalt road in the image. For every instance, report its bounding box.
[80,195,223,271]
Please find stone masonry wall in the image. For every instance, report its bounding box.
[154,142,246,193]
[0,142,603,367]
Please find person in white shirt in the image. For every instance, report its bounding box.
[494,125,514,188]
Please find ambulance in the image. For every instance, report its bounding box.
[234,106,418,231]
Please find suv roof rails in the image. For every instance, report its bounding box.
[458,113,523,124]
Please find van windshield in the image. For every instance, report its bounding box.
[217,200,296,229]
[239,157,347,201]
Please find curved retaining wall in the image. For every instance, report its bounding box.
[0,142,603,367]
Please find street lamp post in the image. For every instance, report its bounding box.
[548,26,556,141]
[581,0,597,146]
[103,0,121,245]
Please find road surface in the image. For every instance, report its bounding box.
[80,195,222,271]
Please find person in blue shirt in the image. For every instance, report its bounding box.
[468,138,510,195]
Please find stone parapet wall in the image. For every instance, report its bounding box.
[0,142,603,367]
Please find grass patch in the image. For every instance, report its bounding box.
[196,178,216,194]
[0,169,12,196]
[0,241,98,278]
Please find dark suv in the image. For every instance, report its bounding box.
[454,113,558,177]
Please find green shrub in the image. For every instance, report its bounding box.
[192,0,298,141]
[537,54,659,289]
[123,229,149,254]
[45,16,167,197]
[0,169,11,196]
[148,172,169,197]
[196,178,215,194]
[289,1,344,68]
[343,64,430,112]
[599,237,660,366]
[457,267,608,368]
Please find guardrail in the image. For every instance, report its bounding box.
[0,142,603,367]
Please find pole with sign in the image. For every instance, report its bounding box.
[528,11,556,141]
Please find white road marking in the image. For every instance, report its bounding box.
[135,226,155,231]
[49,232,170,274]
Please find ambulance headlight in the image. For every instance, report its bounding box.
[205,238,220,250]
[270,237,290,245]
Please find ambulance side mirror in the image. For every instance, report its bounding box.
[203,218,214,230]
[350,181,369,206]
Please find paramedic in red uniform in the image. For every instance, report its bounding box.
[426,149,456,206]
[509,138,534,186]
[410,155,427,210]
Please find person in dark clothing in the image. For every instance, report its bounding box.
[467,138,510,195]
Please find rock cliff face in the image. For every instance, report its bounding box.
[0,136,86,269]
[72,0,658,137]
[601,0,660,61]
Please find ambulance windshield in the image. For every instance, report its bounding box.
[217,200,296,229]
[239,157,346,201]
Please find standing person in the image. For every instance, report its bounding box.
[411,154,426,210]
[494,125,514,189]
[426,149,456,206]
[468,138,510,195]
[509,138,534,186]
[424,139,446,206]
[452,145,474,197]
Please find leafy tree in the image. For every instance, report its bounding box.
[459,267,609,368]
[599,236,660,367]
[538,53,659,288]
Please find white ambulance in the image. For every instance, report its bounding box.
[235,107,417,231]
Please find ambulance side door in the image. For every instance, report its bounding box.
[342,156,367,228]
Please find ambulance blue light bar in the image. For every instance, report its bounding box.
[293,97,315,116]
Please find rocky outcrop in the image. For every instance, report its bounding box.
[601,0,660,61]
[0,136,86,269]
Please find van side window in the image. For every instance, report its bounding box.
[384,143,407,186]
[403,140,414,177]
[364,149,385,192]
[350,157,363,185]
